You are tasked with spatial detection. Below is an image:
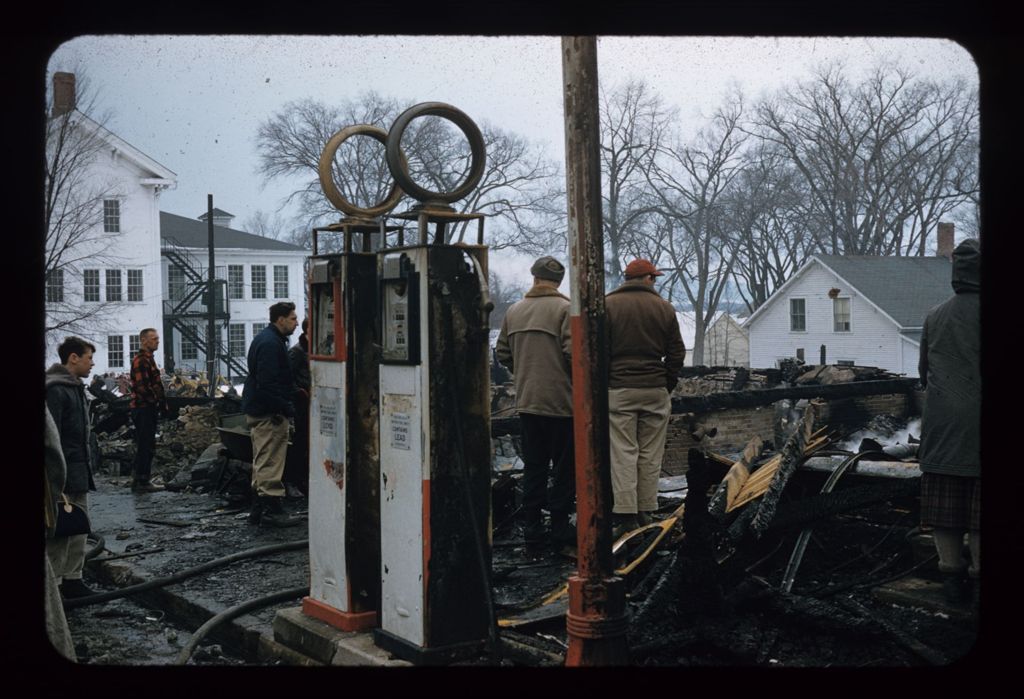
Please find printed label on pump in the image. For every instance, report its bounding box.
[319,402,338,437]
[391,412,411,450]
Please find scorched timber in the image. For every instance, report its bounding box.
[671,378,918,414]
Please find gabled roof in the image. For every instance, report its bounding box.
[744,254,953,330]
[67,109,177,182]
[815,255,952,328]
[198,208,235,219]
[160,211,306,252]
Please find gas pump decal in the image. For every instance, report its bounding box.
[319,401,338,437]
[391,412,411,450]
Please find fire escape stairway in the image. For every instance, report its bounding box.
[161,237,247,380]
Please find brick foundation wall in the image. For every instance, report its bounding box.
[808,393,910,433]
[660,392,913,476]
[662,406,776,476]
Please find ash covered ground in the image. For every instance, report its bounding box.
[63,371,980,668]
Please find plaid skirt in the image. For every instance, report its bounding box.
[920,473,980,530]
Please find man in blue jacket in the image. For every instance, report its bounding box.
[243,302,301,527]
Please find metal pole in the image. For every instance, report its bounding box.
[561,35,628,666]
[206,194,217,398]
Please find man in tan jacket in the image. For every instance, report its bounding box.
[605,259,686,539]
[495,256,575,553]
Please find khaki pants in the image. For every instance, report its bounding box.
[44,556,76,661]
[247,415,289,498]
[45,491,88,582]
[608,386,670,514]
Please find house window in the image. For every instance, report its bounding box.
[129,334,141,358]
[833,297,851,332]
[228,324,246,357]
[168,265,185,303]
[252,323,264,345]
[181,334,197,361]
[837,359,855,367]
[796,348,804,362]
[127,269,144,302]
[46,269,64,303]
[84,269,100,302]
[103,199,120,233]
[105,269,122,302]
[274,265,289,298]
[251,265,267,299]
[227,265,244,300]
[789,298,806,332]
[107,335,124,368]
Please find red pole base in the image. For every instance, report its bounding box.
[301,596,378,632]
[564,574,630,666]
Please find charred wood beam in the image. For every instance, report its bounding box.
[671,378,918,414]
[835,596,950,666]
[748,413,816,537]
[765,479,919,534]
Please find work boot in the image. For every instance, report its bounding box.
[257,496,301,528]
[611,513,639,541]
[247,496,264,525]
[523,519,547,547]
[60,578,96,599]
[941,570,969,605]
[131,479,164,494]
[550,515,576,548]
[637,511,654,527]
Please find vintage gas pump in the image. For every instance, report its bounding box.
[373,103,496,664]
[302,125,405,631]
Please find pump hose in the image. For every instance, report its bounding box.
[175,585,307,665]
[64,539,306,610]
[84,534,106,562]
[438,279,501,662]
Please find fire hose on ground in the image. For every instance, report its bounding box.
[175,586,308,665]
[64,539,307,610]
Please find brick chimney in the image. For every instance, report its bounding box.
[936,221,955,260]
[52,72,76,118]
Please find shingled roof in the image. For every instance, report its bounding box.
[815,255,953,328]
[160,211,306,252]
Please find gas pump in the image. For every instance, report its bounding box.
[373,103,496,664]
[302,125,404,631]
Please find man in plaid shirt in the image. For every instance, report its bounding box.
[130,328,168,493]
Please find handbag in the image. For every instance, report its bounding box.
[54,493,91,537]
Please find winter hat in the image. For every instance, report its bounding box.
[624,258,663,279]
[531,256,566,283]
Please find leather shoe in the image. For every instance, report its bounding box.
[60,579,96,599]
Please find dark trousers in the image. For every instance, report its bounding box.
[519,413,575,538]
[131,406,158,482]
[283,396,310,493]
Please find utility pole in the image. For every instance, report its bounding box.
[561,35,629,666]
[206,194,217,398]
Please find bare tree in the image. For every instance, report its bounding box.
[487,271,529,330]
[646,96,749,365]
[600,79,676,286]
[747,62,979,256]
[723,142,814,313]
[44,71,125,343]
[255,94,564,254]
[242,209,289,239]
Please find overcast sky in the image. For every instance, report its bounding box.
[46,35,978,284]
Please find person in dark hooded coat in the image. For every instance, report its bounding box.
[918,238,980,606]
